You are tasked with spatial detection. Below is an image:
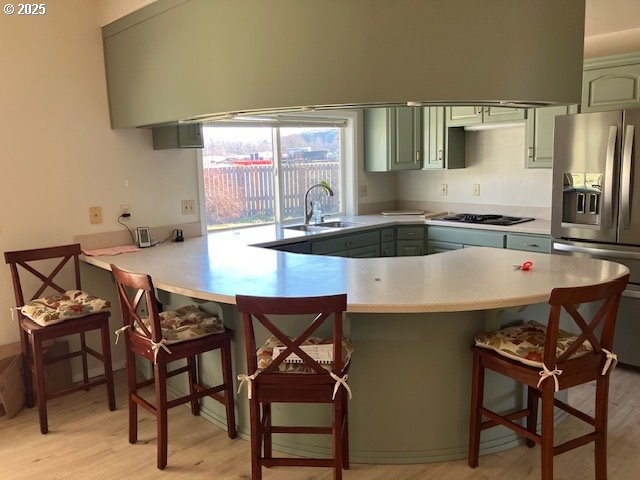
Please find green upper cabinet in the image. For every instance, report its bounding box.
[364,107,422,172]
[422,107,465,170]
[582,53,640,112]
[446,106,526,127]
[524,105,578,168]
[446,106,483,126]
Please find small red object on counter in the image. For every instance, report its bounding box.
[514,260,533,271]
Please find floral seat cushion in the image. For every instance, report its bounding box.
[136,305,225,344]
[257,336,354,374]
[20,290,110,327]
[474,321,593,368]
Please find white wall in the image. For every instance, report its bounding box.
[396,126,552,210]
[0,1,198,349]
[97,0,159,26]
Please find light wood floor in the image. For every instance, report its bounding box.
[1,367,639,480]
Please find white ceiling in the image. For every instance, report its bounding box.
[585,0,640,36]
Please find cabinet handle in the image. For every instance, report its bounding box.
[523,243,539,248]
[527,146,534,158]
[406,232,415,236]
[416,151,420,161]
[437,149,443,161]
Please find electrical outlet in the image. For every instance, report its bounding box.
[120,204,131,220]
[358,185,368,197]
[473,184,480,196]
[440,183,448,196]
[182,199,195,215]
[89,206,102,224]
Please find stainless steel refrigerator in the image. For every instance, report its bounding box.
[551,109,640,368]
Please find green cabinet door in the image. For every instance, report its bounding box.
[483,107,526,123]
[396,240,424,256]
[446,106,525,127]
[422,107,465,170]
[152,124,204,149]
[364,107,422,172]
[506,233,551,253]
[582,53,640,112]
[446,106,483,127]
[524,105,578,168]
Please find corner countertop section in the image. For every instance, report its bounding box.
[251,214,551,249]
[83,216,626,314]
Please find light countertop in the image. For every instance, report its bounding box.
[82,216,626,313]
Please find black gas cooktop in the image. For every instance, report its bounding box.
[434,213,535,226]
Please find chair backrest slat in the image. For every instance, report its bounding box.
[4,244,82,307]
[111,264,162,343]
[546,274,628,367]
[236,294,348,376]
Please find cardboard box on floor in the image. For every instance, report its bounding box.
[0,342,23,418]
[0,340,73,418]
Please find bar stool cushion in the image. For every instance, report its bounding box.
[257,335,354,374]
[136,305,225,344]
[20,290,110,327]
[474,321,593,368]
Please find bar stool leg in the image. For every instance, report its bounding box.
[220,340,237,438]
[526,386,539,448]
[594,375,609,480]
[100,322,116,411]
[80,332,89,390]
[187,355,200,416]
[540,382,555,480]
[20,328,34,408]
[468,352,484,467]
[155,361,169,470]
[31,337,48,434]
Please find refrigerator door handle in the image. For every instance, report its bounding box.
[603,125,617,229]
[620,125,635,230]
[553,240,640,260]
[622,283,640,299]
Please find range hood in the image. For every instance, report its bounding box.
[102,0,586,129]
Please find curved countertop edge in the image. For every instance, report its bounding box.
[81,228,629,314]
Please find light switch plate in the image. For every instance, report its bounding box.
[89,206,102,224]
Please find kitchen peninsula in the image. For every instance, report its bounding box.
[82,217,628,464]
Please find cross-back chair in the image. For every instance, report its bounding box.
[4,243,116,434]
[110,264,237,470]
[469,274,629,480]
[235,293,352,480]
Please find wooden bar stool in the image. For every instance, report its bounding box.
[111,264,237,470]
[4,243,116,434]
[468,274,629,480]
[235,293,352,480]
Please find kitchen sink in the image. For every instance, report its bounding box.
[284,224,333,232]
[284,221,362,232]
[318,221,361,228]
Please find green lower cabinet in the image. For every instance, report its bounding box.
[311,230,381,257]
[380,241,395,257]
[396,240,424,256]
[505,233,551,253]
[349,245,381,258]
[427,226,505,250]
[427,240,463,254]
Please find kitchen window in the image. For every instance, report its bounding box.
[199,113,354,231]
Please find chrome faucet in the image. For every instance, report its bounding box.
[304,182,334,224]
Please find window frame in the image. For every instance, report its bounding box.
[196,110,359,234]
